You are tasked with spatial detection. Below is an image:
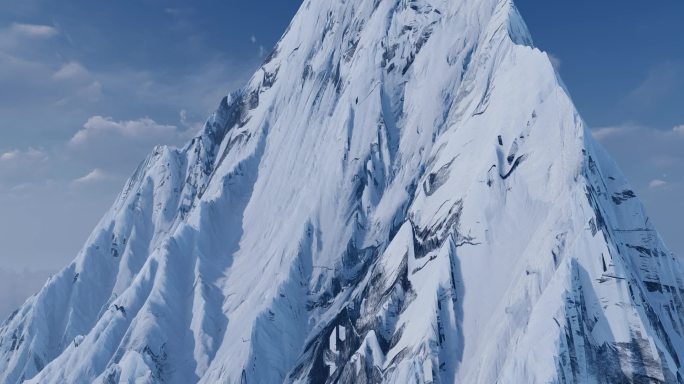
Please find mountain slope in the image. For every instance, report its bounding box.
[2,0,683,383]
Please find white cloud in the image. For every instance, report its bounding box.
[91,58,252,123]
[179,109,191,127]
[0,148,49,188]
[593,124,684,143]
[9,23,58,39]
[52,61,89,81]
[0,150,19,161]
[0,147,47,163]
[70,116,180,147]
[72,168,111,185]
[591,125,638,141]
[591,127,621,141]
[180,109,204,134]
[77,81,103,101]
[649,179,668,189]
[66,116,197,174]
[673,125,684,136]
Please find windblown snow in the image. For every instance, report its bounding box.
[2,0,683,383]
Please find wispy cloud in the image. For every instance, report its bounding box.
[0,147,48,163]
[0,147,49,189]
[66,115,199,176]
[673,125,684,136]
[590,125,639,141]
[249,33,265,57]
[52,61,89,81]
[164,8,182,16]
[72,168,112,185]
[180,109,204,134]
[69,116,182,146]
[592,123,684,143]
[627,62,682,107]
[76,81,103,101]
[649,179,668,189]
[9,23,58,39]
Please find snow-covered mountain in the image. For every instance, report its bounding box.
[2,0,683,382]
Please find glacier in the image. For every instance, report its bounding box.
[2,0,683,383]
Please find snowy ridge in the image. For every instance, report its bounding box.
[2,0,683,383]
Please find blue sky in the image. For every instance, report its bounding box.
[0,0,681,316]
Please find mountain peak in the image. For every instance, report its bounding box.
[2,1,682,383]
